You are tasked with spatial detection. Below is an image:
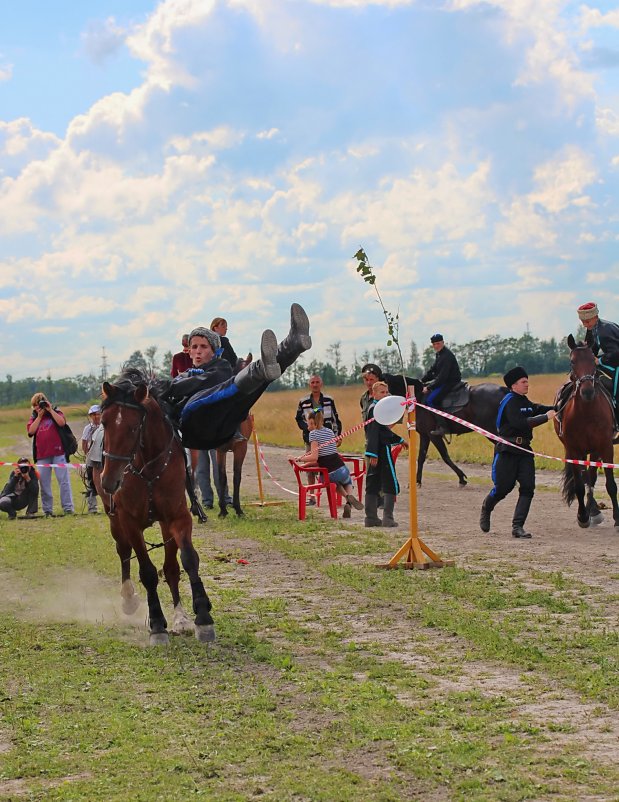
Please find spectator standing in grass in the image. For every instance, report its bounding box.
[27,393,74,517]
[81,404,101,514]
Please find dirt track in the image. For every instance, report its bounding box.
[236,444,619,593]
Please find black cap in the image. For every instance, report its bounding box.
[503,366,528,387]
[430,333,444,343]
[361,363,383,380]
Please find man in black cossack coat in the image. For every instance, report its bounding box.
[479,366,556,539]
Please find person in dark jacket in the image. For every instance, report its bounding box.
[0,458,39,519]
[171,334,193,377]
[296,375,341,446]
[578,302,619,430]
[210,317,238,369]
[167,304,311,450]
[421,334,462,436]
[479,367,556,539]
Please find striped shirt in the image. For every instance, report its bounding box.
[309,426,343,471]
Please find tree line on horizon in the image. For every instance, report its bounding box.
[0,327,583,408]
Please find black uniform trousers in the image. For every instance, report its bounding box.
[487,449,535,526]
[366,445,400,496]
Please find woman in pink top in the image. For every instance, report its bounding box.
[27,392,74,516]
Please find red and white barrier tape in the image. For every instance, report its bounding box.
[252,430,299,496]
[408,398,619,471]
[1,459,84,471]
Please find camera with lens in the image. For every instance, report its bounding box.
[38,400,49,409]
[19,465,29,474]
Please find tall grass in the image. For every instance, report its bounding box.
[253,374,581,470]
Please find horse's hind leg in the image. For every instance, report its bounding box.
[232,443,247,516]
[603,467,619,530]
[172,513,215,642]
[432,435,468,487]
[573,465,590,528]
[416,434,430,487]
[217,451,228,518]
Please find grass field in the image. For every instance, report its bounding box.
[252,374,574,471]
[0,402,618,801]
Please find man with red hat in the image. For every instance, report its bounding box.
[479,366,556,539]
[577,302,619,428]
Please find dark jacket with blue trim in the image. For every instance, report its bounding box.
[496,392,553,454]
[365,418,405,460]
[586,319,619,360]
[166,358,234,408]
[421,347,461,390]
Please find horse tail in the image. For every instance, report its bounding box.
[561,463,576,506]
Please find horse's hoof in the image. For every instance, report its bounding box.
[577,518,590,529]
[235,509,245,517]
[122,595,140,616]
[149,631,170,646]
[458,478,468,487]
[590,513,604,526]
[195,624,216,643]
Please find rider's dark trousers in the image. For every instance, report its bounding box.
[486,449,535,524]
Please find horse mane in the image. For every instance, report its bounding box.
[102,367,172,409]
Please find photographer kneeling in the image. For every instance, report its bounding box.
[0,458,39,519]
[27,393,74,517]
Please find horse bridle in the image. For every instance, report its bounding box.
[102,399,147,465]
[570,346,597,393]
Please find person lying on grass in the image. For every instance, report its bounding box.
[293,409,364,519]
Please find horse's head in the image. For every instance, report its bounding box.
[100,379,149,494]
[567,333,596,402]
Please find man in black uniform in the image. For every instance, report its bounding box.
[578,301,619,433]
[479,366,556,539]
[421,333,462,436]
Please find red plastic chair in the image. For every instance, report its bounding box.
[288,459,338,521]
[341,455,366,506]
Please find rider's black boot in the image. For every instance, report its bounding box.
[234,330,281,393]
[276,303,312,371]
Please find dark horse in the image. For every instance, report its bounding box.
[555,335,619,530]
[93,369,215,645]
[405,379,508,487]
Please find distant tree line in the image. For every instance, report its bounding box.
[0,329,580,406]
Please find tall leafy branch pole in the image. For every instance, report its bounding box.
[353,248,452,569]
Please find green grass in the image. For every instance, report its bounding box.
[1,406,618,801]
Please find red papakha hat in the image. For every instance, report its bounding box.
[577,302,599,321]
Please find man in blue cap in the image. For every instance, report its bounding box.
[479,366,556,539]
[421,333,462,436]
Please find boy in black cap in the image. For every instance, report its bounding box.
[479,366,556,539]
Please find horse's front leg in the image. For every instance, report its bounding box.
[573,465,589,528]
[232,444,247,516]
[174,515,215,642]
[109,516,141,616]
[586,466,603,526]
[603,466,619,530]
[161,532,193,634]
[132,541,169,645]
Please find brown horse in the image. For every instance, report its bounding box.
[93,368,215,645]
[555,335,619,530]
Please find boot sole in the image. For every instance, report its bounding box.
[261,330,281,381]
[290,303,311,351]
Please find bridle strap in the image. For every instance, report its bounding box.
[102,401,146,463]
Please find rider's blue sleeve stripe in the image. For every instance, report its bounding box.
[181,383,239,421]
[496,392,514,430]
[365,451,378,458]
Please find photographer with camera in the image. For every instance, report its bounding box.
[27,393,74,517]
[0,458,39,519]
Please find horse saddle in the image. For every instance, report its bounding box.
[441,382,469,413]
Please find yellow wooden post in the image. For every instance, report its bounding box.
[379,393,453,570]
[248,417,286,508]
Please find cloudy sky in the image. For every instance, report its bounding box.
[1,0,618,380]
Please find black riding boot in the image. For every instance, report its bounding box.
[381,493,398,527]
[364,493,381,527]
[276,303,312,372]
[234,330,281,393]
[512,494,533,539]
[479,495,495,533]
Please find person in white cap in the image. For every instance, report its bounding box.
[577,302,619,430]
[81,404,101,513]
